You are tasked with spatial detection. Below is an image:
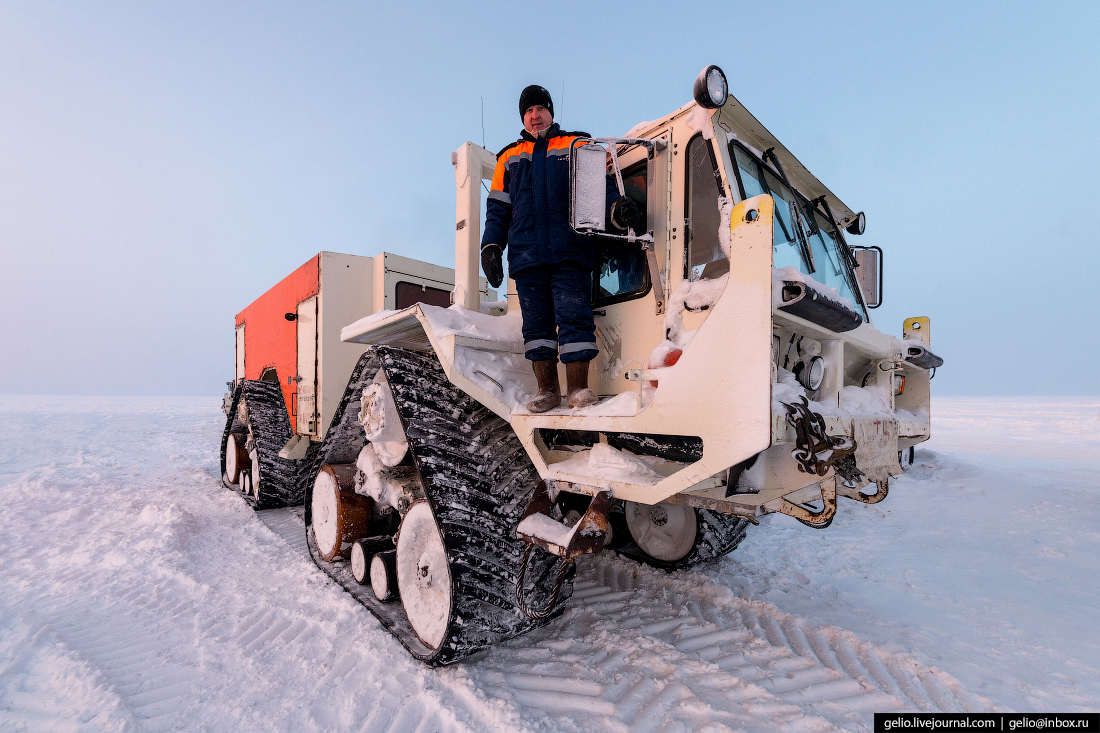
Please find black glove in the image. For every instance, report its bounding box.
[610,196,641,232]
[481,244,504,289]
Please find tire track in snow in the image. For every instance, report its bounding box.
[0,609,136,732]
[3,500,471,732]
[20,599,221,728]
[256,507,995,732]
[257,505,308,556]
[478,555,994,731]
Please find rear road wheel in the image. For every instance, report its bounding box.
[625,501,698,563]
[618,501,751,571]
[371,549,398,602]
[248,447,261,499]
[224,432,249,485]
[239,468,253,497]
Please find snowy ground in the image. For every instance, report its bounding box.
[0,396,1097,732]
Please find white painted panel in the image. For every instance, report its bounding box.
[296,296,318,436]
[235,325,245,381]
[318,252,376,439]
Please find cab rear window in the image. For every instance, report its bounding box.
[396,281,451,309]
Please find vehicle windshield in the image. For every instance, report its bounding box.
[730,144,866,318]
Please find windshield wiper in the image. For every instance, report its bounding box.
[792,204,816,273]
[762,148,790,187]
[762,148,817,273]
[813,195,858,270]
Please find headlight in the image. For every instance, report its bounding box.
[795,356,826,391]
[693,65,728,109]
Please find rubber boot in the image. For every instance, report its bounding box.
[565,361,599,409]
[526,360,562,413]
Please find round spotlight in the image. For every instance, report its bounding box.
[794,356,826,391]
[693,65,728,109]
[845,211,866,236]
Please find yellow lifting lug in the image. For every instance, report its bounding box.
[903,316,931,346]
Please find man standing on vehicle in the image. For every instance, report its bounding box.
[481,85,640,413]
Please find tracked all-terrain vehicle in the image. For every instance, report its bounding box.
[220,66,943,665]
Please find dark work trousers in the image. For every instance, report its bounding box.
[512,262,598,364]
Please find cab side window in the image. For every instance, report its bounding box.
[593,160,649,305]
[685,135,727,280]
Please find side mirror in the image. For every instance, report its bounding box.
[571,143,608,232]
[851,246,883,308]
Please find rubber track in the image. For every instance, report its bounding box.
[218,382,243,488]
[219,380,300,509]
[302,346,570,666]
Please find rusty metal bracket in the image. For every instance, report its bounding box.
[837,477,889,505]
[516,481,612,560]
[776,476,838,529]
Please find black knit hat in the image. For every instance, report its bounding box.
[518,85,554,120]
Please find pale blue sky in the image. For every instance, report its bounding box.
[1,1,1097,395]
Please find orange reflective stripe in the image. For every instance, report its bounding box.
[547,135,583,151]
[490,136,580,191]
[490,156,508,192]
[490,141,535,192]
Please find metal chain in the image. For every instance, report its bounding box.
[832,453,865,487]
[515,543,573,621]
[782,396,857,476]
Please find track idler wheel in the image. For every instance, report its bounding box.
[396,501,452,649]
[311,464,373,562]
[370,550,398,602]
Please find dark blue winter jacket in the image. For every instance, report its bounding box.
[482,123,616,275]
